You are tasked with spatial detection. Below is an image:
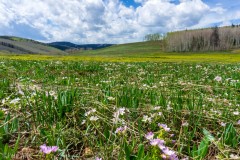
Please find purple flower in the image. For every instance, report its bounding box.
[115,126,127,134]
[161,154,167,159]
[40,144,58,154]
[96,157,102,160]
[150,139,165,146]
[158,143,165,150]
[51,146,58,152]
[169,154,179,160]
[237,120,240,125]
[162,147,175,155]
[158,123,171,132]
[170,134,175,137]
[145,132,154,140]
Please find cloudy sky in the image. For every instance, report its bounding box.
[0,0,240,44]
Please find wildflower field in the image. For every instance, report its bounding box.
[0,57,239,159]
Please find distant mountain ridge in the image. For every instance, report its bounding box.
[0,36,113,54]
[48,42,114,51]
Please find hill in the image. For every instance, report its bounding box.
[0,36,66,54]
[73,41,164,57]
[48,42,113,51]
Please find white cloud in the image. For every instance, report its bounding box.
[0,0,239,43]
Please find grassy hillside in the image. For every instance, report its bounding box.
[0,36,66,55]
[73,41,164,57]
[73,40,237,57]
[49,42,113,51]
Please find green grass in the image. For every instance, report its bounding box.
[75,41,164,57]
[0,41,239,159]
[0,58,239,159]
[0,51,240,63]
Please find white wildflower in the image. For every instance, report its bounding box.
[233,111,239,115]
[214,76,222,82]
[10,98,21,104]
[142,115,152,123]
[182,122,189,127]
[89,116,99,121]
[220,122,226,127]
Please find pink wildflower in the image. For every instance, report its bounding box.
[115,126,127,134]
[158,123,171,132]
[40,144,58,154]
[237,120,240,125]
[145,132,154,140]
[150,139,165,146]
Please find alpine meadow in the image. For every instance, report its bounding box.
[0,0,240,160]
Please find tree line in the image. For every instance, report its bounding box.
[144,33,165,41]
[165,25,240,52]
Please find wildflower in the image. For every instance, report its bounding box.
[237,120,240,125]
[153,106,161,110]
[150,139,165,146]
[182,122,189,127]
[169,154,179,160]
[142,115,152,123]
[145,132,154,140]
[40,144,58,154]
[150,113,157,118]
[214,76,222,82]
[233,111,239,115]
[89,116,99,121]
[230,154,240,159]
[162,147,178,160]
[170,134,175,137]
[161,154,167,159]
[96,157,102,160]
[158,123,170,132]
[10,98,21,104]
[112,107,128,123]
[118,108,127,115]
[81,120,86,125]
[85,108,97,116]
[162,147,175,155]
[220,122,226,127]
[115,126,127,134]
[51,146,58,152]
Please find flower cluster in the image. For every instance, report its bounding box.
[40,144,58,154]
[84,108,99,121]
[85,108,97,116]
[112,107,128,124]
[145,131,178,160]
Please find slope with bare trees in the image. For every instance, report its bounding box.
[166,25,240,52]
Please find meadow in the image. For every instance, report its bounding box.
[0,54,239,159]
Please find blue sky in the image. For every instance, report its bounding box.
[0,0,240,44]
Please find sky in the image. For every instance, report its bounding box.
[0,0,240,44]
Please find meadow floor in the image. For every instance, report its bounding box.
[0,55,239,159]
